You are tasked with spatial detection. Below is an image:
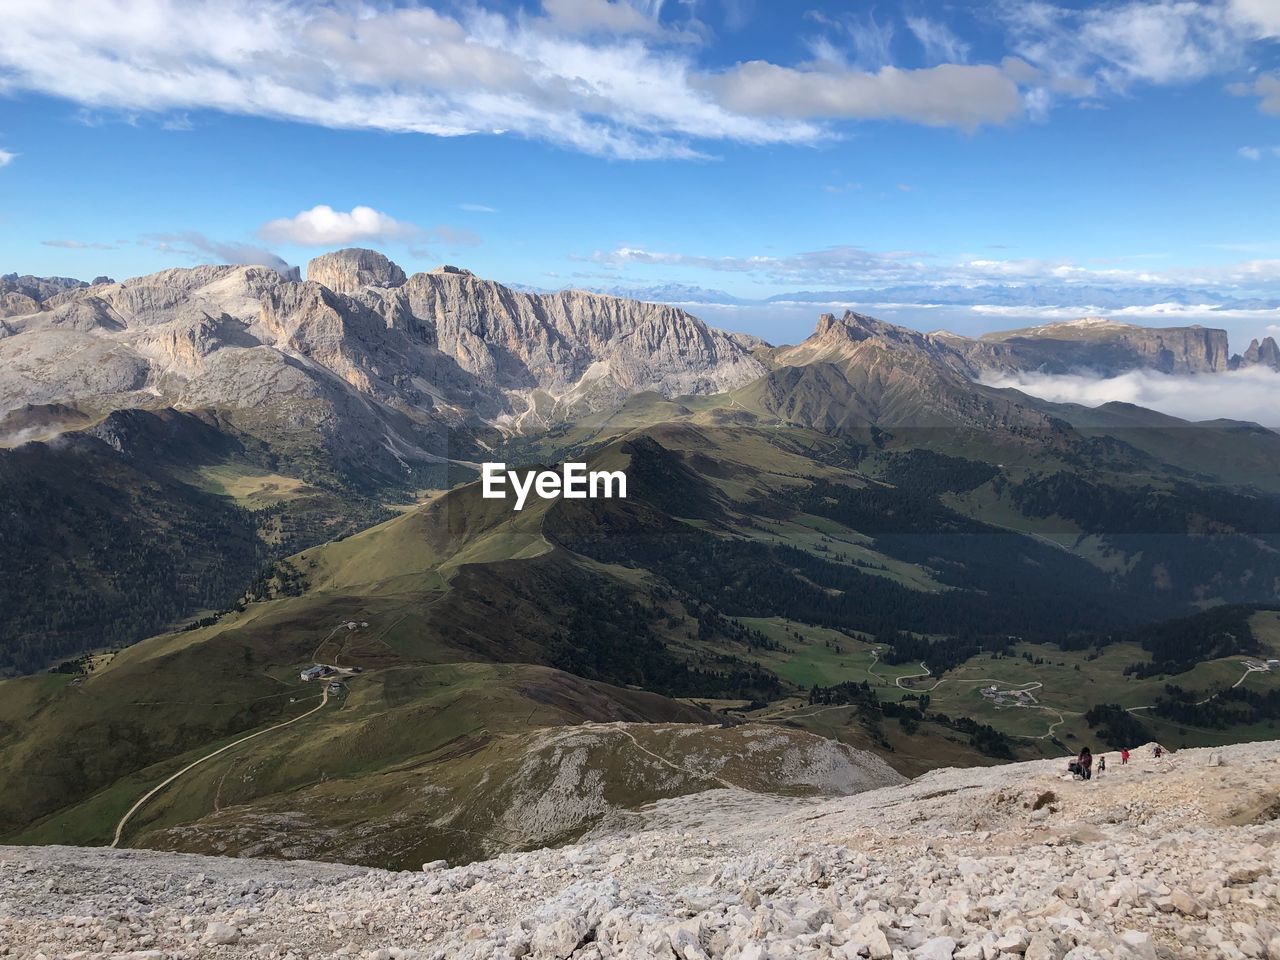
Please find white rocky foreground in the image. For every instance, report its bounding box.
[2,740,1278,960]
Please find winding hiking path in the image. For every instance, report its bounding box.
[111,687,330,848]
[1127,661,1269,719]
[761,703,857,724]
[890,663,1068,739]
[613,725,737,790]
[893,662,931,689]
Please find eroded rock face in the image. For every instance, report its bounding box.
[307,248,408,294]
[943,317,1234,375]
[0,273,96,318]
[0,252,767,474]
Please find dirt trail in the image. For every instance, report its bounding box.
[1127,661,1267,718]
[111,686,329,848]
[612,725,738,790]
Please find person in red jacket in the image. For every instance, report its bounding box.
[1121,748,1130,765]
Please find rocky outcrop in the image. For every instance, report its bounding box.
[742,310,1055,432]
[942,317,1233,375]
[0,272,98,318]
[1232,336,1280,371]
[3,739,1277,959]
[306,248,407,294]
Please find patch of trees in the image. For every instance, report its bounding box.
[1153,684,1280,729]
[804,681,1013,758]
[1010,474,1280,536]
[879,450,999,497]
[773,479,1153,630]
[0,440,266,677]
[243,558,309,603]
[49,654,93,675]
[1084,703,1152,749]
[0,432,391,677]
[546,579,782,702]
[1120,605,1267,677]
[1010,474,1280,606]
[554,505,1140,645]
[616,436,723,520]
[878,630,981,675]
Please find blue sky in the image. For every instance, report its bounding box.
[2,0,1280,343]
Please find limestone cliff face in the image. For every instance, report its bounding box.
[942,317,1233,375]
[365,266,766,412]
[306,248,407,294]
[0,251,766,462]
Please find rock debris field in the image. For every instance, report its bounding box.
[2,740,1279,960]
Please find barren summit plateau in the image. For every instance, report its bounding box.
[2,740,1277,959]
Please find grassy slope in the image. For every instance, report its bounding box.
[8,663,720,858]
[6,409,1280,861]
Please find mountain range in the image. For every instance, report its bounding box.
[2,249,1279,868]
[583,278,1280,312]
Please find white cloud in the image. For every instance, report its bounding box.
[1233,73,1280,115]
[589,244,932,284]
[258,205,420,247]
[905,15,970,64]
[41,239,116,250]
[143,231,291,271]
[1239,145,1262,160]
[542,0,665,35]
[586,242,1280,292]
[980,366,1280,427]
[967,303,1280,325]
[0,149,15,167]
[1002,0,1260,111]
[0,1,1270,157]
[702,62,1023,129]
[845,12,897,71]
[459,203,498,214]
[1228,0,1280,37]
[0,0,824,159]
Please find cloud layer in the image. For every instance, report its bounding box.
[981,366,1280,427]
[587,242,1280,294]
[1,0,1274,159]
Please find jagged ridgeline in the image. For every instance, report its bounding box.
[2,250,1280,866]
[0,250,766,674]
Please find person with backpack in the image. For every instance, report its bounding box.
[1077,746,1094,780]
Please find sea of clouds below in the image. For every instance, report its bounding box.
[682,300,1280,429]
[979,366,1280,429]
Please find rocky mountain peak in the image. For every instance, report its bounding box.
[428,264,475,277]
[812,310,894,343]
[1234,335,1280,371]
[306,248,407,294]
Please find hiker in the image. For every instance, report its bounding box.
[1077,746,1093,780]
[1097,755,1106,776]
[1153,744,1164,759]
[1121,748,1130,765]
